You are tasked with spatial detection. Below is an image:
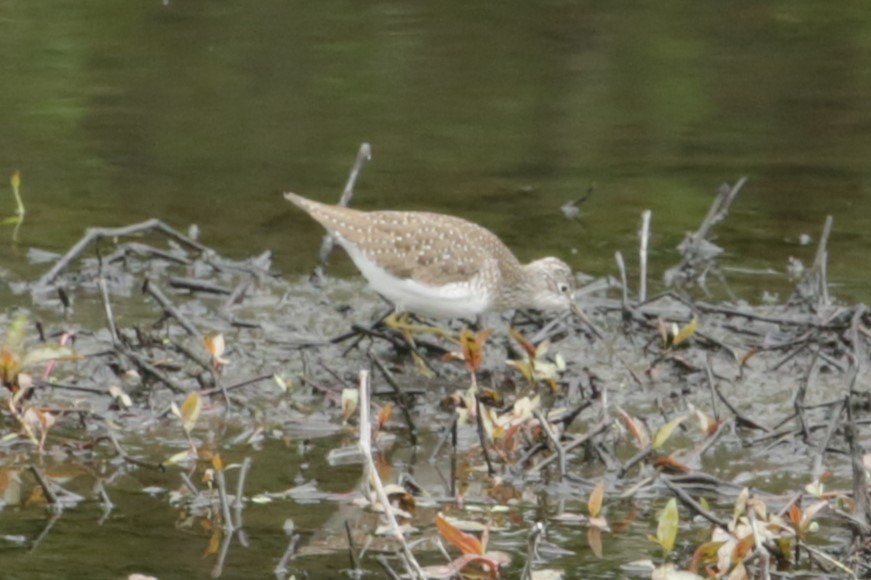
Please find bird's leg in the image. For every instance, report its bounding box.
[383,312,434,376]
[383,312,457,342]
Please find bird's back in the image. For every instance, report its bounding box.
[285,193,521,286]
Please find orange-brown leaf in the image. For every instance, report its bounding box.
[653,455,690,474]
[460,328,493,373]
[787,504,802,528]
[588,480,605,518]
[508,326,537,358]
[435,513,484,555]
[689,540,725,573]
[377,403,394,430]
[617,407,650,448]
[732,534,755,561]
[204,527,222,556]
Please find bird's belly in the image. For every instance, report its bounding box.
[340,240,490,319]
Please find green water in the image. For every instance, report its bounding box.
[1,1,870,578]
[1,1,870,300]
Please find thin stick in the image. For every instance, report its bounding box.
[35,218,208,289]
[98,278,119,345]
[214,467,235,534]
[358,370,425,579]
[29,465,61,508]
[639,210,651,303]
[232,457,253,529]
[615,251,629,310]
[314,143,373,278]
[142,277,202,338]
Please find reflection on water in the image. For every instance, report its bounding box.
[0,1,870,302]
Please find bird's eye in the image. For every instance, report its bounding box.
[558,282,570,294]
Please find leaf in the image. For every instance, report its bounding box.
[587,526,603,558]
[653,498,678,554]
[508,326,537,358]
[211,453,224,471]
[108,385,133,408]
[20,345,76,369]
[10,170,20,190]
[460,328,493,374]
[653,456,690,474]
[180,392,202,434]
[672,318,698,347]
[164,449,196,466]
[376,402,393,430]
[689,540,725,573]
[436,513,484,555]
[617,407,650,448]
[204,527,222,556]
[203,334,228,366]
[341,388,358,421]
[272,374,290,393]
[588,480,605,518]
[2,314,28,358]
[507,359,535,385]
[653,414,687,449]
[0,216,20,226]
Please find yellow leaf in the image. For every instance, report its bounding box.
[164,449,196,466]
[653,414,687,449]
[672,318,698,347]
[588,480,605,518]
[180,392,202,434]
[211,453,224,471]
[655,498,679,553]
[341,388,358,422]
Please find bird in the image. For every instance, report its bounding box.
[284,192,577,320]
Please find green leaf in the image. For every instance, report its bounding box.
[2,314,28,355]
[655,498,679,553]
[653,414,687,449]
[20,345,75,369]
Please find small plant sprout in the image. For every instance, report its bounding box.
[2,170,25,243]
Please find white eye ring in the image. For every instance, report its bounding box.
[557,282,571,294]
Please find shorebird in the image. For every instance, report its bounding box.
[284,192,577,320]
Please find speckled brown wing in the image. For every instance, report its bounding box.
[285,193,520,286]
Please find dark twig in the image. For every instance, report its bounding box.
[142,276,202,338]
[35,218,208,289]
[662,475,729,529]
[370,354,419,446]
[474,394,495,477]
[29,465,61,508]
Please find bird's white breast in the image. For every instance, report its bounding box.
[338,237,491,319]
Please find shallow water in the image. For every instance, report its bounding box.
[1,2,870,578]
[1,1,871,302]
